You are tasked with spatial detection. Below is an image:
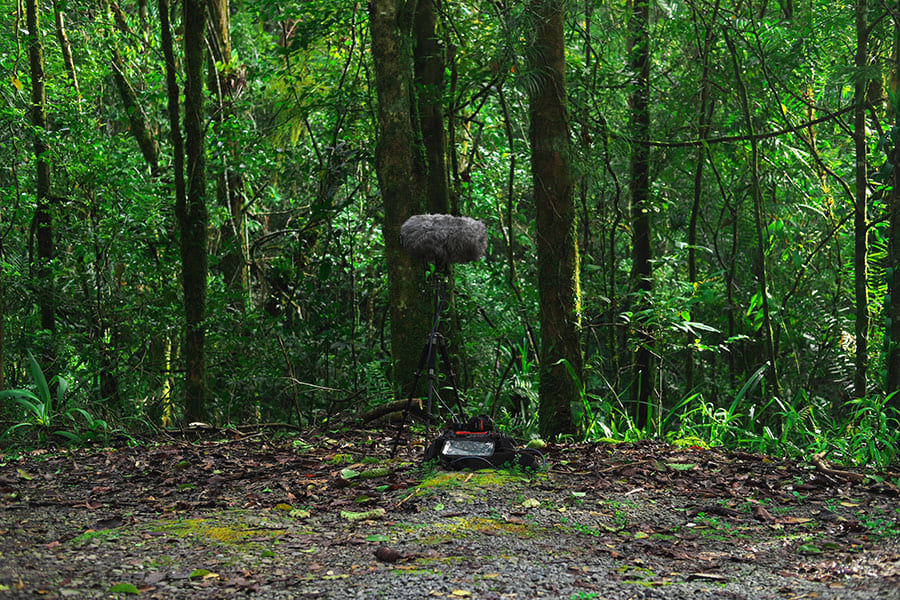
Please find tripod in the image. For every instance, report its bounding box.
[391,264,466,457]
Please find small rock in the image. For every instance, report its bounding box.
[373,546,403,563]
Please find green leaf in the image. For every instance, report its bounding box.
[666,463,696,471]
[359,467,391,479]
[189,569,212,579]
[108,582,140,594]
[25,350,51,407]
[340,468,360,480]
[340,508,386,522]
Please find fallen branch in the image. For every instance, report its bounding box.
[811,452,866,483]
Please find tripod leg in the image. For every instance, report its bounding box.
[390,340,434,458]
[436,336,466,423]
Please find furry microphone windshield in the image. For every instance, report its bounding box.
[400,214,488,265]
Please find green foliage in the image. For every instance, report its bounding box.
[0,351,113,445]
[0,0,896,470]
[1,351,68,440]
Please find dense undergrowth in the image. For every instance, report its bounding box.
[2,349,898,472]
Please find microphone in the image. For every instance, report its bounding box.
[400,214,488,265]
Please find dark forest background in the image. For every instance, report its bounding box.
[1,0,899,467]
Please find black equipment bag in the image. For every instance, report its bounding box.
[423,415,545,471]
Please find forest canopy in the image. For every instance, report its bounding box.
[0,0,898,467]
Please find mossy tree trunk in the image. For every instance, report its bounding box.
[27,0,57,372]
[414,0,449,215]
[627,0,654,429]
[370,0,430,400]
[180,0,209,423]
[529,0,580,439]
[52,0,79,98]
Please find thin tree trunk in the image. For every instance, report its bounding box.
[529,0,580,439]
[369,0,430,400]
[687,0,720,396]
[0,212,5,390]
[111,47,160,174]
[27,0,56,370]
[724,28,780,398]
[158,0,188,424]
[52,0,79,98]
[627,0,654,429]
[497,83,539,361]
[180,0,209,423]
[207,0,248,307]
[853,0,869,399]
[886,9,900,399]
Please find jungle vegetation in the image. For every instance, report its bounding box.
[1,0,899,467]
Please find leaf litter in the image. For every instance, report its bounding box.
[0,431,898,599]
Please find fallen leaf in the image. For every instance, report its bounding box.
[687,573,728,582]
[778,516,813,525]
[340,468,360,480]
[189,569,212,580]
[359,467,391,479]
[797,544,822,555]
[108,582,140,594]
[341,508,386,522]
[667,463,697,471]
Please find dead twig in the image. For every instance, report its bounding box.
[811,452,866,483]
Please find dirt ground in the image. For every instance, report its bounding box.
[1,430,898,599]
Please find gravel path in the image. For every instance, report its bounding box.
[1,435,898,599]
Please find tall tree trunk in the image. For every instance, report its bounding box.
[0,212,5,390]
[414,0,449,214]
[498,83,540,361]
[627,0,654,429]
[27,0,56,371]
[853,0,869,400]
[369,0,430,400]
[529,0,580,439]
[180,0,209,423]
[207,0,248,307]
[686,0,720,396]
[724,29,780,398]
[158,0,188,422]
[887,9,900,400]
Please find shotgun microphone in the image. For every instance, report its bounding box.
[400,214,488,265]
